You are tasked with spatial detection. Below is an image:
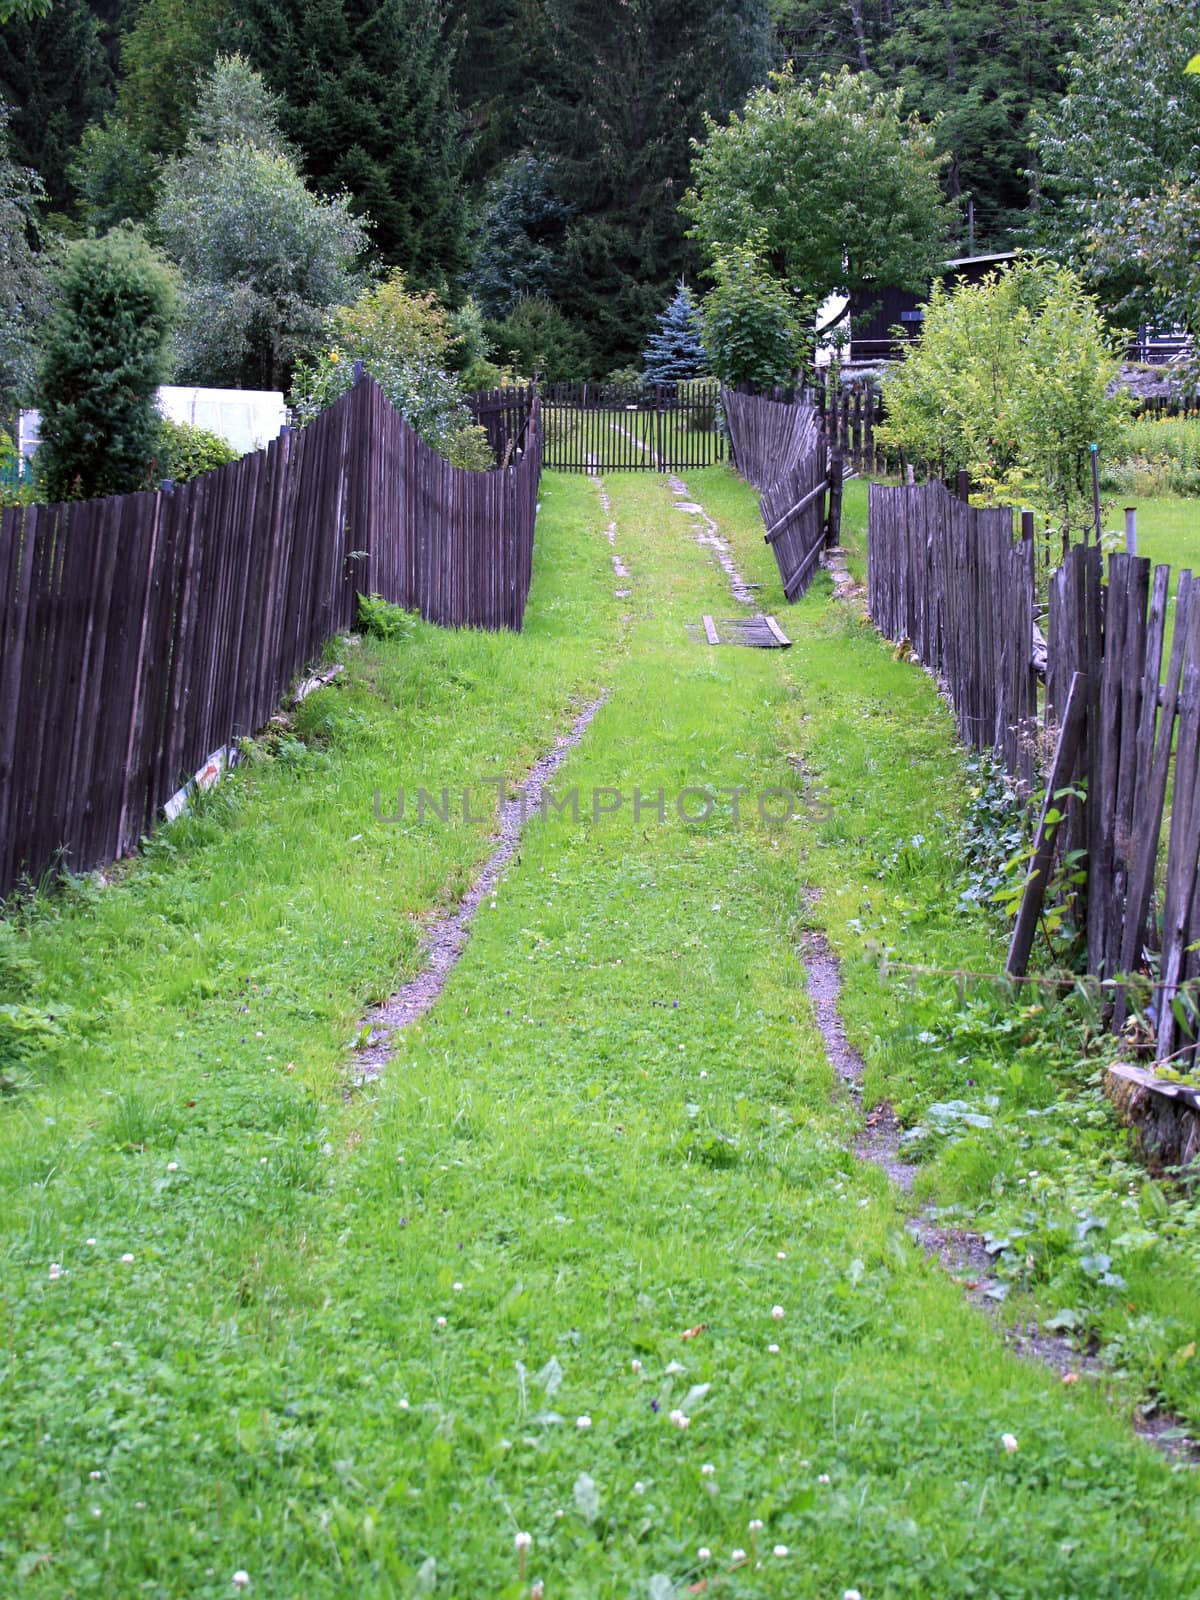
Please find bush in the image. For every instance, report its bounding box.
[698,241,803,392]
[36,226,177,502]
[291,271,495,470]
[880,257,1129,541]
[484,296,593,383]
[1102,411,1200,497]
[157,417,239,482]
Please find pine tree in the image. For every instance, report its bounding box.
[642,280,707,382]
[223,0,466,277]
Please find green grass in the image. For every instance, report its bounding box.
[2,465,1200,1596]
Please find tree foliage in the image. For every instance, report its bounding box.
[1030,0,1200,329]
[524,0,772,367]
[484,295,595,384]
[683,67,955,357]
[467,156,573,321]
[0,101,48,418]
[642,280,707,382]
[697,242,803,391]
[879,258,1129,538]
[0,0,113,212]
[223,0,465,275]
[36,227,177,501]
[155,56,368,391]
[290,271,493,470]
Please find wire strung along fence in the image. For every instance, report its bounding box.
[0,371,542,898]
[867,481,1039,783]
[866,480,1200,1065]
[721,387,840,602]
[537,380,725,473]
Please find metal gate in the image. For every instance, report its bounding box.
[540,380,726,473]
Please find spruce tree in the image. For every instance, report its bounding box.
[527,0,772,368]
[223,0,466,277]
[642,280,707,382]
[36,227,177,501]
[0,0,113,212]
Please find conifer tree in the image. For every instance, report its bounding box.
[642,280,707,382]
[36,227,177,501]
[527,0,772,367]
[223,0,466,276]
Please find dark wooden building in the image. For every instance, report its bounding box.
[847,252,1017,363]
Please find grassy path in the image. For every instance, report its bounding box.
[2,469,1199,1596]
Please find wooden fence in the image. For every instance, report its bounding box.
[721,388,838,602]
[867,482,1039,783]
[0,373,542,897]
[867,482,1200,1061]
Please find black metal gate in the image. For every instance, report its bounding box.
[539,380,726,473]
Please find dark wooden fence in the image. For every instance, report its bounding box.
[815,376,884,476]
[465,385,537,466]
[538,380,725,473]
[867,482,1039,782]
[721,388,838,602]
[0,373,542,897]
[867,482,1200,1061]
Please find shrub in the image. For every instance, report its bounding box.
[36,226,177,502]
[292,271,495,469]
[698,241,803,392]
[157,417,239,482]
[484,296,593,383]
[880,257,1129,541]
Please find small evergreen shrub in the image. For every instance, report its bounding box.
[642,280,707,383]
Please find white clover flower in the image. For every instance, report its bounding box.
[531,1584,544,1600]
[166,1162,179,1173]
[85,1238,96,1246]
[748,1518,764,1533]
[630,1358,642,1374]
[576,1415,592,1430]
[1001,1433,1019,1454]
[771,1305,784,1321]
[88,1470,101,1481]
[701,1463,716,1477]
[774,1545,789,1558]
[818,1473,830,1484]
[232,1573,250,1591]
[435,1315,447,1330]
[633,1481,645,1494]
[668,1409,689,1429]
[120,1253,134,1264]
[731,1548,746,1563]
[48,1264,61,1281]
[698,1547,711,1561]
[776,1250,786,1260]
[844,1590,864,1600]
[768,1343,780,1354]
[514,1532,532,1553]
[453,1282,463,1292]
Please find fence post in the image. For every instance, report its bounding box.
[1089,442,1101,545]
[1125,506,1138,555]
[353,358,364,386]
[957,469,970,503]
[826,448,844,547]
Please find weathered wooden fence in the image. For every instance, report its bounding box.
[867,481,1200,1061]
[0,373,542,896]
[815,376,884,476]
[465,384,537,466]
[722,388,838,602]
[867,482,1039,782]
